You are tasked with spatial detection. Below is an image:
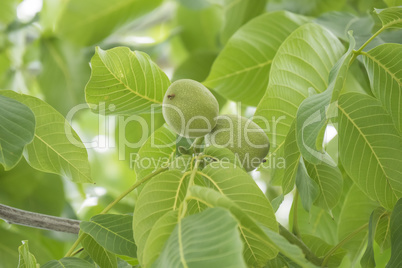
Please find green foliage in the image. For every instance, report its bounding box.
[0,95,35,170]
[0,1,402,267]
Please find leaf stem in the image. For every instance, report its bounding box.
[321,223,369,267]
[350,26,386,63]
[292,190,301,238]
[64,167,168,257]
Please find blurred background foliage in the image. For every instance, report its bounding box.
[0,0,401,266]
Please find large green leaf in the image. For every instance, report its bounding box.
[282,121,300,194]
[386,198,402,267]
[80,214,136,258]
[0,95,35,170]
[133,170,187,264]
[41,257,95,268]
[375,7,402,29]
[85,47,171,116]
[361,43,402,133]
[220,0,267,44]
[152,208,247,268]
[56,0,162,46]
[338,93,402,209]
[17,241,37,268]
[204,11,308,106]
[0,90,92,183]
[338,185,378,259]
[134,125,176,180]
[295,33,354,165]
[81,233,117,268]
[254,22,344,176]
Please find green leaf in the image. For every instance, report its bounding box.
[0,95,35,170]
[200,163,278,230]
[338,185,379,259]
[267,0,347,16]
[176,5,222,53]
[85,47,171,116]
[172,51,217,82]
[295,33,354,165]
[375,211,391,250]
[81,233,118,268]
[282,121,300,194]
[220,0,267,44]
[290,196,338,245]
[17,241,37,268]
[375,7,402,29]
[142,210,179,267]
[203,145,241,167]
[134,125,176,180]
[295,159,319,212]
[38,38,91,115]
[133,170,187,264]
[305,161,343,211]
[301,235,346,267]
[188,185,279,266]
[254,23,344,177]
[0,90,92,183]
[384,0,402,7]
[152,208,247,268]
[41,257,95,268]
[361,43,402,133]
[80,214,136,258]
[261,227,317,268]
[205,11,308,106]
[56,0,163,46]
[0,0,17,27]
[386,198,402,267]
[361,207,388,268]
[338,93,402,209]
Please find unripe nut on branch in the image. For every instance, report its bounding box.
[205,115,270,172]
[162,79,219,138]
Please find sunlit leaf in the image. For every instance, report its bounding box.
[338,93,402,209]
[375,7,402,29]
[205,11,308,105]
[85,47,170,116]
[361,43,402,133]
[0,90,92,183]
[17,241,37,268]
[80,214,136,258]
[152,208,246,268]
[0,95,35,170]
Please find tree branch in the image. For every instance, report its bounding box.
[0,204,80,234]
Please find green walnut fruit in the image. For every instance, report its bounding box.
[205,115,270,171]
[162,79,219,138]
